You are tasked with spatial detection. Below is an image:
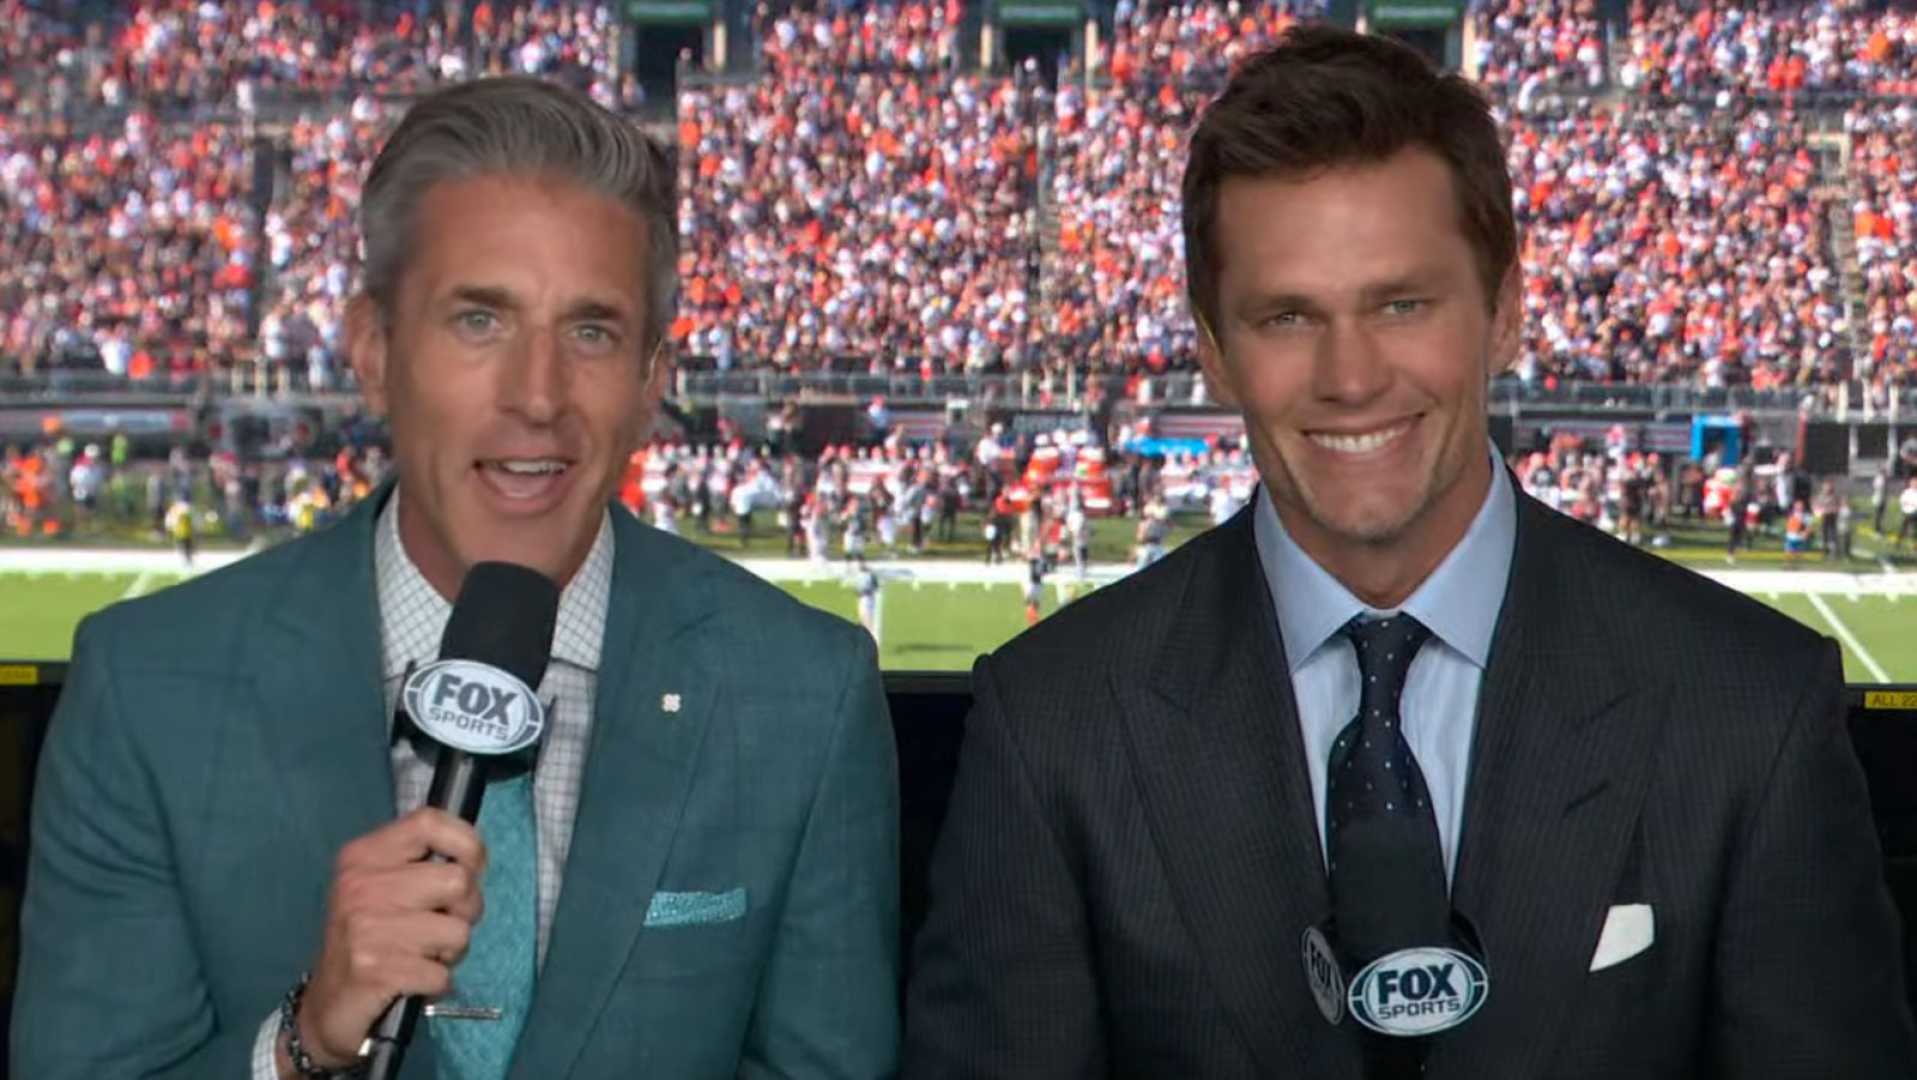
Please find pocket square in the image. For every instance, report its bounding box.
[644,887,748,928]
[1589,903,1655,972]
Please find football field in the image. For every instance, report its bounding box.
[1,550,1912,683]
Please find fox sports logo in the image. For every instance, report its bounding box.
[402,659,545,756]
[1347,946,1489,1037]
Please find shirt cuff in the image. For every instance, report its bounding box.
[251,1011,281,1080]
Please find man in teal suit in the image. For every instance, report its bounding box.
[13,76,899,1079]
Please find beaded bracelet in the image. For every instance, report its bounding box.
[277,973,369,1079]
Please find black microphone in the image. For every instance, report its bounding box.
[363,561,560,1080]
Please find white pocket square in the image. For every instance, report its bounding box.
[1589,903,1655,972]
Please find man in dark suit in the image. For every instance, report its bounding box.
[16,78,898,1079]
[904,27,1915,1079]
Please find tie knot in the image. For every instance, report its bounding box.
[1340,613,1431,710]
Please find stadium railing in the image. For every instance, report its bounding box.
[8,364,1916,418]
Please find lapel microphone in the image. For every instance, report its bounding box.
[364,561,560,1080]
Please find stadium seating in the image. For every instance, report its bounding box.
[1505,104,1845,389]
[676,3,1040,375]
[0,115,258,382]
[1469,0,1606,111]
[2,0,1917,399]
[1847,102,1917,408]
[1622,1,1917,101]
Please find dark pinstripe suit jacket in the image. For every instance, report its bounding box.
[904,492,1916,1078]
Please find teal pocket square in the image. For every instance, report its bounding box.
[644,887,748,928]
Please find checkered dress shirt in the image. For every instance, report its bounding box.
[252,489,613,1077]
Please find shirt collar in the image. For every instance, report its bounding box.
[1253,444,1515,672]
[374,486,614,681]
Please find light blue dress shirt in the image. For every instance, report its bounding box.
[1252,448,1516,885]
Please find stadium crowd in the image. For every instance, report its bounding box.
[1041,0,1334,374]
[0,0,625,117]
[1469,0,1606,110]
[4,0,1917,397]
[1504,104,1846,389]
[1846,100,1917,408]
[1621,0,1917,101]
[0,112,258,382]
[675,2,1043,374]
[257,98,390,392]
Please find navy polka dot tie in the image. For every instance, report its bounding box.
[1326,613,1450,966]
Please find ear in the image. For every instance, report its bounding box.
[1487,264,1523,378]
[643,336,672,399]
[346,294,391,417]
[1192,303,1241,409]
[634,337,673,442]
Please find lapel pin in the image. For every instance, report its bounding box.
[662,693,682,713]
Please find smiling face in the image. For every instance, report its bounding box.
[349,172,664,598]
[1195,147,1520,605]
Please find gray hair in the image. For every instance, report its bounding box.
[360,76,678,354]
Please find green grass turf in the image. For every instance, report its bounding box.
[1629,507,1917,572]
[1757,593,1916,684]
[1,523,1909,678]
[0,571,188,660]
[777,579,1099,671]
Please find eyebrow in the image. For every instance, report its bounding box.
[444,284,509,311]
[563,299,631,323]
[1355,274,1445,305]
[447,285,633,324]
[1235,271,1450,318]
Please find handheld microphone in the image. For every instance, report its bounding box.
[363,561,560,1080]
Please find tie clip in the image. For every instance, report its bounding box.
[424,1004,504,1021]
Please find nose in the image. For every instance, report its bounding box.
[500,326,567,425]
[1309,319,1392,406]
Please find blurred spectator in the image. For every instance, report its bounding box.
[258,97,392,386]
[0,0,619,114]
[1047,0,1318,375]
[1624,0,1917,101]
[1471,0,1606,110]
[676,2,1038,374]
[0,112,257,382]
[1505,105,1844,389]
[2,0,1914,393]
[1847,101,1917,406]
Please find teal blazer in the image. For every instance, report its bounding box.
[13,489,900,1078]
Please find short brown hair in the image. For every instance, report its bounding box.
[1181,26,1516,335]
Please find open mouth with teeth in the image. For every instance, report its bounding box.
[1306,418,1416,456]
[476,458,575,504]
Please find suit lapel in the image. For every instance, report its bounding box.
[511,514,717,1080]
[1116,512,1363,1079]
[243,490,445,1073]
[1429,496,1669,1077]
[251,489,397,894]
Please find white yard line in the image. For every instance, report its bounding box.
[1807,593,1892,683]
[120,571,156,600]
